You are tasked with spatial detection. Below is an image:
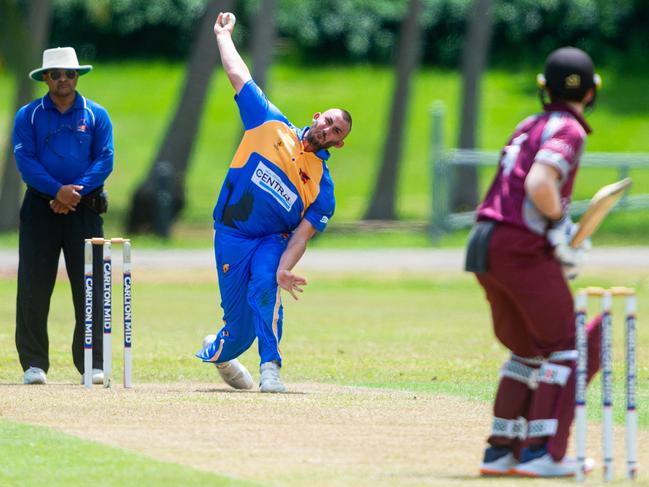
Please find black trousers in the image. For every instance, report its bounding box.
[16,190,104,374]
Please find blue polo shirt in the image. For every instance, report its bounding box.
[213,80,335,237]
[13,91,114,197]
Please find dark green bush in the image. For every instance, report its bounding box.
[46,0,649,67]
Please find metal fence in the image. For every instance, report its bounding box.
[430,103,649,234]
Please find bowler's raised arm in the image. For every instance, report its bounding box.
[213,12,251,94]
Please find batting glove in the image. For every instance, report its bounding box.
[546,214,591,279]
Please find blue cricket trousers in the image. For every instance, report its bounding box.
[196,229,289,366]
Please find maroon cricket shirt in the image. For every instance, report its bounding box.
[477,103,592,235]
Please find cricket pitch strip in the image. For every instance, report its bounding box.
[1,382,647,486]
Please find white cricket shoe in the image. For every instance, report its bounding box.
[513,453,595,477]
[79,369,105,385]
[216,360,254,390]
[201,335,253,390]
[23,366,47,385]
[259,361,286,393]
[479,447,518,476]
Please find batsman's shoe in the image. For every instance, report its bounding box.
[79,369,105,385]
[23,366,47,385]
[513,449,595,478]
[216,360,254,390]
[479,446,518,476]
[259,361,286,393]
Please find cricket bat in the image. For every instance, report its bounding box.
[570,177,632,248]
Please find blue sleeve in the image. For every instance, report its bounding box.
[304,166,335,233]
[235,80,290,130]
[13,106,62,197]
[73,105,114,194]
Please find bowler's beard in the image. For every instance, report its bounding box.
[305,126,336,151]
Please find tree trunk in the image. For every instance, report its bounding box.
[235,0,277,144]
[364,0,424,221]
[125,0,234,235]
[451,0,493,212]
[0,0,52,231]
[250,0,277,91]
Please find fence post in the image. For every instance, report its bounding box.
[430,102,448,237]
[619,164,630,208]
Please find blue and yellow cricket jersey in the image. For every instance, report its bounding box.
[213,80,335,237]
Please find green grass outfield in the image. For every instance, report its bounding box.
[0,269,647,484]
[1,62,649,246]
[0,421,260,487]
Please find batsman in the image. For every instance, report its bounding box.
[196,12,352,392]
[465,47,603,477]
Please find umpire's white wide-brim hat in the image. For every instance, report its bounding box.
[29,47,93,81]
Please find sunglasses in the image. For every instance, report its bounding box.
[48,70,78,80]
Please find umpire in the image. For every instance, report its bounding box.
[13,47,114,385]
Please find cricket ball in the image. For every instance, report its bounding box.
[202,334,217,349]
[221,12,236,27]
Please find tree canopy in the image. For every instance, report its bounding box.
[26,0,644,67]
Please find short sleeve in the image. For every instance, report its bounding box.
[235,80,289,130]
[534,121,585,181]
[304,167,335,233]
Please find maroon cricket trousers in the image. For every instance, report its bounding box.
[475,222,600,460]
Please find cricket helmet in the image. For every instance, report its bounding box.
[537,47,601,105]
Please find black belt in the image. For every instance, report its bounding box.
[28,186,108,214]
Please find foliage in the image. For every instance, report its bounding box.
[34,0,649,67]
[273,0,408,62]
[50,0,207,59]
[488,0,649,67]
[0,0,29,71]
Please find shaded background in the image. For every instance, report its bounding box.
[1,0,648,245]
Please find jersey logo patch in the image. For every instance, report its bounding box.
[299,168,311,184]
[77,118,88,133]
[252,160,297,212]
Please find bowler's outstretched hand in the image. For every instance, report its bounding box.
[277,269,307,300]
[214,12,236,36]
